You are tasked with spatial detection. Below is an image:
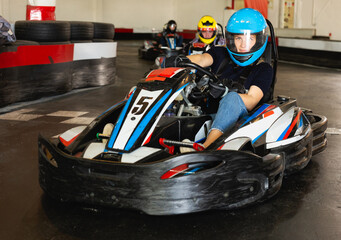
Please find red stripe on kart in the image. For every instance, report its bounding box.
[160,164,189,180]
[147,68,183,78]
[143,133,153,145]
[217,144,224,150]
[259,105,276,117]
[263,110,274,118]
[283,110,302,140]
[59,133,80,147]
[145,76,166,82]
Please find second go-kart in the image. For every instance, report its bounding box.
[38,21,327,215]
[139,33,184,61]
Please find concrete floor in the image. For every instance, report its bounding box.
[0,40,340,240]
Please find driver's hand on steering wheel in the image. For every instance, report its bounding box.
[162,54,191,68]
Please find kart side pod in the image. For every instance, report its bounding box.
[266,106,309,149]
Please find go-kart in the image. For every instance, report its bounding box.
[38,62,327,215]
[38,21,327,215]
[138,33,184,61]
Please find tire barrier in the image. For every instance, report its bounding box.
[0,21,116,108]
[93,22,115,40]
[72,58,116,89]
[15,21,71,42]
[70,21,94,41]
[14,20,115,43]
[38,41,72,45]
[0,62,72,107]
[92,39,114,42]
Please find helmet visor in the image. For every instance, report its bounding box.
[198,28,217,40]
[225,27,268,54]
[168,23,177,31]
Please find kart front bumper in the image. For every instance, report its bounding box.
[38,135,284,215]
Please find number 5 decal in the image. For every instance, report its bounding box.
[131,96,153,115]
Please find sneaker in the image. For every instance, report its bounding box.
[179,139,195,153]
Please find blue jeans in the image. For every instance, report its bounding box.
[210,92,248,133]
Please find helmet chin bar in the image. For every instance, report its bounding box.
[233,54,253,63]
[230,53,256,67]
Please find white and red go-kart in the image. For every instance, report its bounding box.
[38,18,327,216]
[38,62,327,215]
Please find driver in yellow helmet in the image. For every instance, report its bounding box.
[185,15,225,55]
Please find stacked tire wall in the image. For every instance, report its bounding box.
[0,21,116,108]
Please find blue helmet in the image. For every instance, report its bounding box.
[225,8,268,66]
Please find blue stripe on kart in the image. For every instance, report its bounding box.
[196,137,206,143]
[241,104,270,127]
[299,115,303,128]
[252,129,268,144]
[277,123,291,141]
[106,92,135,149]
[124,89,172,151]
[184,167,203,175]
[176,83,188,92]
[167,38,176,49]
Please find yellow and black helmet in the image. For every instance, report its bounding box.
[197,15,217,44]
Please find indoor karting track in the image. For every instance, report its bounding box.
[0,40,340,240]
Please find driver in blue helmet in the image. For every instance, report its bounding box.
[164,8,273,149]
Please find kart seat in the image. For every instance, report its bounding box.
[265,20,278,102]
[102,123,114,144]
[83,142,105,159]
[258,20,278,104]
[82,123,114,159]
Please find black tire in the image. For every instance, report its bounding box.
[15,21,70,42]
[92,22,115,40]
[71,40,93,43]
[69,21,94,40]
[38,41,71,45]
[92,39,114,42]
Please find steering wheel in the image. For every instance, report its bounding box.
[180,61,238,99]
[179,62,220,83]
[176,62,221,100]
[181,61,247,94]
